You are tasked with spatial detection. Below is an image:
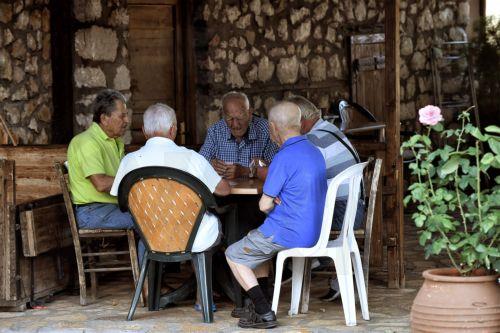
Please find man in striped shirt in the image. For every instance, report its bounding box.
[288,95,365,301]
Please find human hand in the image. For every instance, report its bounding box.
[223,163,238,179]
[211,159,227,176]
[273,197,282,205]
[249,158,267,178]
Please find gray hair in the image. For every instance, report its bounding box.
[222,91,250,110]
[143,103,177,137]
[92,89,127,123]
[286,95,321,120]
[268,101,301,132]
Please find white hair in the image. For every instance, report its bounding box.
[143,103,177,137]
[222,91,250,110]
[268,101,301,132]
[286,95,322,119]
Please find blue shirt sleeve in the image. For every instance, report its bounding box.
[263,153,287,198]
[199,126,217,162]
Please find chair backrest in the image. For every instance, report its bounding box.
[361,158,382,268]
[314,162,368,250]
[118,166,217,254]
[338,100,378,132]
[54,161,82,245]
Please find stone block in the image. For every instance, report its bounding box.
[113,64,130,91]
[293,20,311,43]
[109,8,129,27]
[75,26,118,62]
[277,56,299,84]
[15,10,29,30]
[5,103,21,124]
[225,62,244,88]
[309,56,326,82]
[29,10,42,30]
[42,8,50,32]
[12,86,28,101]
[313,2,328,21]
[290,7,310,25]
[74,66,106,88]
[0,49,12,81]
[258,56,275,82]
[11,38,27,60]
[74,0,102,22]
[0,3,13,24]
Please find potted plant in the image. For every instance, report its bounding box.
[401,105,500,332]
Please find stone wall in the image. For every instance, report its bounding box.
[399,0,470,132]
[193,0,385,142]
[0,0,52,144]
[72,0,131,142]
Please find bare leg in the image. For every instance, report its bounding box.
[254,261,269,279]
[226,257,259,291]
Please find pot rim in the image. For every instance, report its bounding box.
[423,268,499,283]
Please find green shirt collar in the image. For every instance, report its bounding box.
[89,122,113,141]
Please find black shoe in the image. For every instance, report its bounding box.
[238,309,278,329]
[231,301,254,318]
[319,287,340,302]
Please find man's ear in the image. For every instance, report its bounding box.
[169,124,177,140]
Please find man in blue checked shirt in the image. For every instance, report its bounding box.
[199,91,278,179]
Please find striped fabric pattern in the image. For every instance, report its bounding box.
[306,119,359,198]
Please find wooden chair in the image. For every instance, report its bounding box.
[54,162,142,306]
[337,100,386,142]
[118,166,219,323]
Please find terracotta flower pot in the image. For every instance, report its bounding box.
[411,268,500,332]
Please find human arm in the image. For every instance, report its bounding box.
[89,174,115,193]
[214,178,231,196]
[259,193,275,214]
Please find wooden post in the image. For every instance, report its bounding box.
[0,159,17,302]
[384,0,405,288]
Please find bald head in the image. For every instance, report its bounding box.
[268,101,302,146]
[268,101,301,132]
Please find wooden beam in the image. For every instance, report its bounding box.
[384,0,405,288]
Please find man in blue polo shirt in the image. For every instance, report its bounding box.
[225,101,327,329]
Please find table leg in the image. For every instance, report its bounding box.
[300,258,312,313]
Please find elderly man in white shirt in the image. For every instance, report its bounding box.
[110,103,230,310]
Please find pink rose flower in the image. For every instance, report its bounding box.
[418,105,443,126]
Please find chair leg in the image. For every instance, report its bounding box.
[271,253,285,314]
[90,272,98,301]
[333,254,357,326]
[352,251,370,320]
[192,252,214,323]
[299,258,312,314]
[127,256,150,321]
[289,257,305,316]
[74,240,87,306]
[127,230,145,307]
[148,261,162,311]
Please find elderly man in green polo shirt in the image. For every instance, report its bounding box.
[67,89,144,258]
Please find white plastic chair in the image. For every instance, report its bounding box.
[271,162,370,326]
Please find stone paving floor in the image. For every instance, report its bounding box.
[0,219,449,333]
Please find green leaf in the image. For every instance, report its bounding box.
[481,153,495,165]
[470,127,488,141]
[440,156,460,177]
[488,138,500,155]
[485,125,500,134]
[419,231,432,246]
[432,123,444,132]
[476,244,487,253]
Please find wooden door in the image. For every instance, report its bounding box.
[349,33,386,122]
[128,0,185,144]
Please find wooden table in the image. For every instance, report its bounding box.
[229,177,263,195]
